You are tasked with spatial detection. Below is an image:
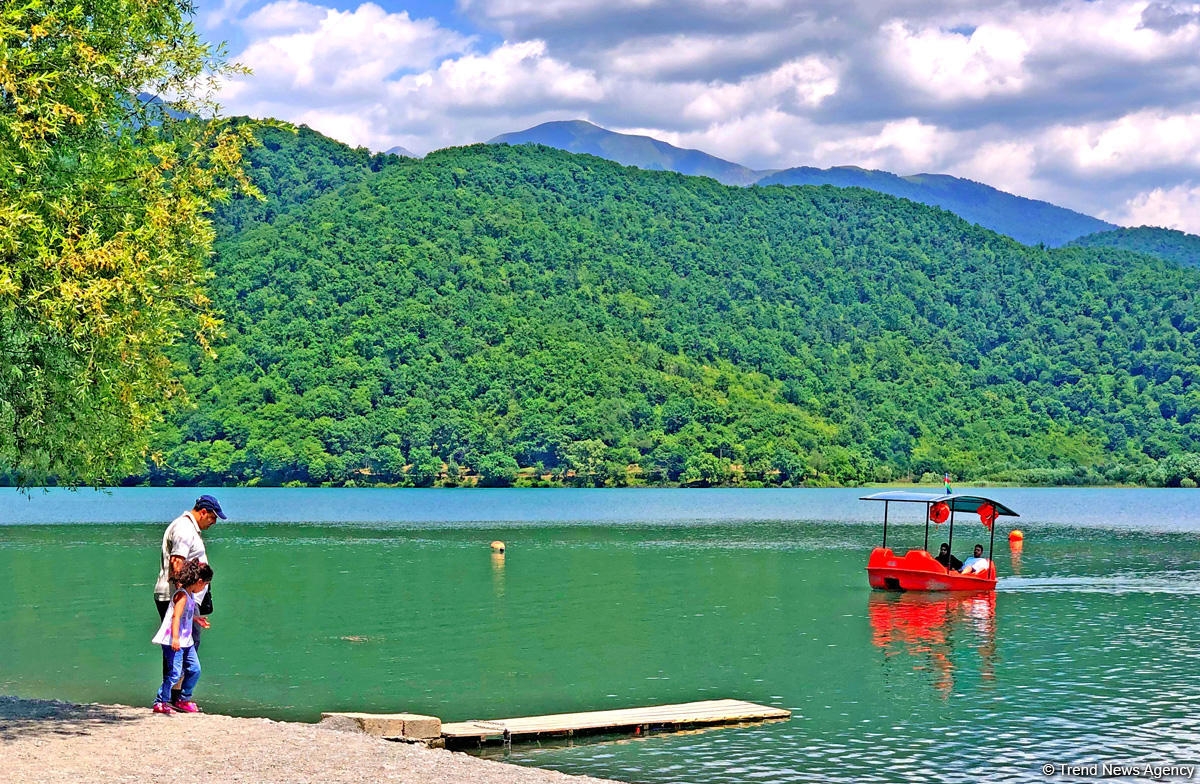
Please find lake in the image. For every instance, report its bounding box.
[2,487,1198,783]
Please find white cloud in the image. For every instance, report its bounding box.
[1107,183,1200,233]
[881,21,1030,102]
[812,118,952,171]
[463,0,796,27]
[223,23,602,150]
[242,0,328,32]
[461,0,639,19]
[680,57,838,123]
[604,30,796,79]
[390,40,603,111]
[1024,0,1199,64]
[955,139,1039,197]
[225,3,470,99]
[1046,110,1200,174]
[635,111,818,166]
[204,0,1200,231]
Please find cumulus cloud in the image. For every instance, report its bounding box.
[388,40,603,112]
[462,0,801,33]
[955,139,1040,198]
[203,0,1200,230]
[232,3,469,93]
[217,3,477,145]
[679,57,839,123]
[241,0,327,32]
[1109,183,1200,233]
[1046,110,1200,174]
[603,30,803,81]
[1139,1,1200,33]
[812,118,953,172]
[881,21,1030,102]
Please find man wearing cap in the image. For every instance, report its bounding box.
[154,495,226,704]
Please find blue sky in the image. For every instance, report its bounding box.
[193,0,1200,232]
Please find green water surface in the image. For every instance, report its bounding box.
[2,490,1199,783]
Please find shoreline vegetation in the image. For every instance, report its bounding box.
[56,472,1197,490]
[0,696,620,784]
[4,476,1185,490]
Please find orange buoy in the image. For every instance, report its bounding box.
[929,502,950,524]
[490,540,506,553]
[1008,529,1024,542]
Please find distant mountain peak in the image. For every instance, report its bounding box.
[757,167,1116,246]
[489,119,763,186]
[487,119,1116,247]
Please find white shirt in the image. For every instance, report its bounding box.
[154,511,208,601]
[151,590,198,647]
[961,556,990,575]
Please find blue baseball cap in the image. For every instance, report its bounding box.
[195,494,227,520]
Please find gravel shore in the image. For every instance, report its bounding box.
[0,696,623,784]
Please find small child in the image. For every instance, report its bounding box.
[151,559,213,714]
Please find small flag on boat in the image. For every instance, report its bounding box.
[943,473,952,494]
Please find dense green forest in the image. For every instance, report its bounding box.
[757,168,1114,247]
[127,126,1200,488]
[491,120,1116,247]
[1070,226,1200,268]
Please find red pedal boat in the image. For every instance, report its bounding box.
[861,491,1019,591]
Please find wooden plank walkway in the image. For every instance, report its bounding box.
[441,698,790,746]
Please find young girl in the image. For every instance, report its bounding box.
[151,559,213,714]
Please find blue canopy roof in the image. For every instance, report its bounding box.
[859,491,1019,517]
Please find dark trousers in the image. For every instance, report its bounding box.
[155,598,204,702]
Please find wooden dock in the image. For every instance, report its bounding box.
[440,698,790,746]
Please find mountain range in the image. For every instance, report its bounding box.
[490,120,764,186]
[489,120,1119,247]
[135,126,1200,489]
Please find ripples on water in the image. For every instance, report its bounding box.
[486,526,1200,783]
[3,489,1200,784]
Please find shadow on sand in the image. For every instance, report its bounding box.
[0,696,141,741]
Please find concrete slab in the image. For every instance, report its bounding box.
[319,712,442,740]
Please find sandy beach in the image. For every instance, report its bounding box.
[0,696,622,784]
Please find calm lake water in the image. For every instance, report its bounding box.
[2,488,1199,783]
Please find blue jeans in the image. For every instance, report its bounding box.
[156,645,200,705]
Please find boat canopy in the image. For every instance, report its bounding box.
[859,491,1019,518]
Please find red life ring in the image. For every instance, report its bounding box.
[929,501,950,524]
[978,503,997,529]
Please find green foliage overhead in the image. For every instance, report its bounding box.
[0,0,259,485]
[146,130,1200,487]
[1070,226,1200,268]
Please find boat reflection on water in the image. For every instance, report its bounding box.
[868,592,996,699]
[1008,539,1023,575]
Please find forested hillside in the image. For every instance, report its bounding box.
[757,167,1115,247]
[490,120,1115,247]
[140,127,1200,488]
[1070,227,1200,267]
[490,120,763,185]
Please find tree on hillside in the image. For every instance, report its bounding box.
[0,0,260,485]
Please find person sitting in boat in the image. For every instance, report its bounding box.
[960,544,991,575]
[935,543,962,571]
